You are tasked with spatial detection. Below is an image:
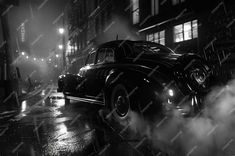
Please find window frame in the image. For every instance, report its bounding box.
[95,48,115,64]
[173,20,198,43]
[146,30,165,45]
[104,48,115,63]
[96,48,107,64]
[85,51,96,66]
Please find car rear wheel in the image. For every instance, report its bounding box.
[110,84,131,125]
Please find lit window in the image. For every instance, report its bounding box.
[172,0,185,5]
[146,30,165,45]
[192,20,198,38]
[174,20,198,43]
[151,0,159,15]
[147,34,154,42]
[132,0,139,24]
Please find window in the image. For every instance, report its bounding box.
[105,48,115,62]
[96,48,115,64]
[132,0,139,24]
[151,0,159,15]
[174,20,198,43]
[172,0,185,5]
[86,52,96,65]
[146,30,165,45]
[97,49,106,63]
[134,42,174,55]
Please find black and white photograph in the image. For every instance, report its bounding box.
[0,0,235,155]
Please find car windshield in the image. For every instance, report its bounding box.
[133,42,175,55]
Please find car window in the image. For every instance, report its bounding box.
[105,48,115,62]
[86,52,96,65]
[97,48,106,64]
[134,42,174,55]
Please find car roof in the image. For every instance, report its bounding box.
[98,40,175,54]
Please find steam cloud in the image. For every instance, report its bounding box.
[125,80,235,156]
[95,16,141,45]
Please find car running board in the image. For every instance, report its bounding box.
[66,96,105,106]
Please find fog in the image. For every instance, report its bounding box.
[124,80,235,155]
[95,16,142,45]
[14,56,50,82]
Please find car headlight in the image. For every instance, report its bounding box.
[190,69,207,85]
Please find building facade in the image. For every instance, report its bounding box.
[137,0,235,81]
[65,0,138,73]
[0,0,19,102]
[65,0,235,80]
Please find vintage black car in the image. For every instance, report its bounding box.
[58,40,211,122]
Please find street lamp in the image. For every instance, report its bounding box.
[58,44,63,50]
[58,26,66,72]
[58,28,65,34]
[41,59,44,62]
[33,58,36,61]
[56,54,59,58]
[21,52,25,56]
[26,56,29,59]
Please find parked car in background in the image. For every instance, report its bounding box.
[58,40,212,123]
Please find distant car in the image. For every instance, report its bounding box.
[58,40,212,122]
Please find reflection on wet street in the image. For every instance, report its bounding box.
[0,84,152,156]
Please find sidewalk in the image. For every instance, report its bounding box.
[0,84,44,120]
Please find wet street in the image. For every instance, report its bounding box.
[0,84,154,156]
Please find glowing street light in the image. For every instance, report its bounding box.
[41,59,44,61]
[58,44,63,50]
[26,56,29,59]
[58,26,66,71]
[58,28,65,34]
[168,89,174,97]
[33,58,36,61]
[49,58,51,61]
[21,52,25,56]
[56,54,59,58]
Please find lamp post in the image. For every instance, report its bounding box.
[58,26,66,72]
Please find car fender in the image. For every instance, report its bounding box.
[104,68,166,112]
[59,74,82,94]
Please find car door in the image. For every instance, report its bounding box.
[95,48,116,97]
[85,48,109,99]
[82,51,97,97]
[95,48,107,97]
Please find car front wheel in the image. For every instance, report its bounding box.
[63,88,70,106]
[64,96,70,106]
